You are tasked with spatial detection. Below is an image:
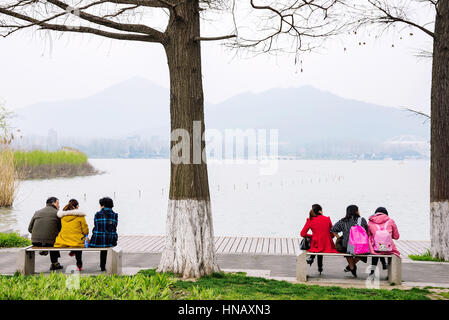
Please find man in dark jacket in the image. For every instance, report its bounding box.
[28,197,63,270]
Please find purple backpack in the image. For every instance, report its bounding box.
[347,217,370,255]
[372,220,393,253]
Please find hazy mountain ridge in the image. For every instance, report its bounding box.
[13,77,170,138]
[12,77,430,158]
[206,86,429,144]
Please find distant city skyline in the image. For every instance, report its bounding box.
[13,128,429,160]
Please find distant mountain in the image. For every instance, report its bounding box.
[13,77,170,138]
[206,86,429,145]
[13,77,430,148]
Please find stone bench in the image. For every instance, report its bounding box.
[296,252,402,285]
[16,246,122,275]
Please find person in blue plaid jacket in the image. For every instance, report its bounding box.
[89,197,118,271]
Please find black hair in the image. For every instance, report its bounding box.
[344,204,359,221]
[309,204,323,219]
[46,197,59,205]
[99,197,114,209]
[312,204,322,215]
[375,207,389,216]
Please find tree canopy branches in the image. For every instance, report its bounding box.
[231,0,346,53]
[345,0,436,39]
[0,0,352,53]
[0,1,438,61]
[0,0,169,42]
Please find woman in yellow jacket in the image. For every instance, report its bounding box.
[54,199,88,271]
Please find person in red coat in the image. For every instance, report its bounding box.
[300,204,338,274]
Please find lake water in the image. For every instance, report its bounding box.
[0,159,430,240]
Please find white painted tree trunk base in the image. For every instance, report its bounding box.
[157,199,220,278]
[430,201,449,261]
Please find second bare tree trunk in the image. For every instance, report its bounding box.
[430,1,449,261]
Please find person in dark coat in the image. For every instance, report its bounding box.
[28,197,63,270]
[89,197,118,271]
[300,204,338,274]
[331,205,368,278]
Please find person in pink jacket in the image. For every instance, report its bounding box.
[367,207,400,275]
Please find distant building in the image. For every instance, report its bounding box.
[384,135,430,159]
[61,146,82,153]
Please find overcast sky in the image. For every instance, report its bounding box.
[0,3,434,113]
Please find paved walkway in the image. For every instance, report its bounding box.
[1,249,449,288]
[0,235,443,288]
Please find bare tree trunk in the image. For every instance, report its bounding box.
[157,0,219,278]
[430,1,449,261]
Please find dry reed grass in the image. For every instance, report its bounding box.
[0,148,17,207]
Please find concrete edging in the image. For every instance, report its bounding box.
[403,258,449,266]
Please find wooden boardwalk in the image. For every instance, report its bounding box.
[118,235,430,257]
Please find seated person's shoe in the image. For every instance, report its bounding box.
[350,265,357,278]
[100,266,106,272]
[306,256,315,266]
[69,251,75,257]
[50,262,63,271]
[77,264,82,272]
[39,251,48,256]
[344,265,351,272]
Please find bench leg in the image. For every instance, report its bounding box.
[16,249,35,275]
[106,247,122,275]
[387,255,402,285]
[296,252,308,282]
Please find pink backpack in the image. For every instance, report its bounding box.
[372,220,393,253]
[347,217,370,255]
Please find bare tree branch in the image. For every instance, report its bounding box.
[0,0,168,43]
[103,5,139,18]
[231,0,347,54]
[366,0,435,38]
[195,34,236,41]
[346,0,436,39]
[404,107,431,124]
[414,48,433,59]
[45,0,165,37]
[104,0,171,8]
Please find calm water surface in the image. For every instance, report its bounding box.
[0,159,430,240]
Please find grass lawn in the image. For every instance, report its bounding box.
[409,250,449,263]
[0,232,31,248]
[0,269,435,300]
[437,291,449,299]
